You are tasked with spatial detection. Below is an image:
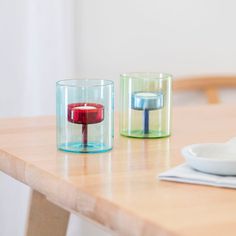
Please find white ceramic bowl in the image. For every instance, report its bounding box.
[182,138,236,175]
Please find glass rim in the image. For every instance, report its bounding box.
[120,72,172,80]
[56,79,114,88]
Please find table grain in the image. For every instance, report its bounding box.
[1,105,236,236]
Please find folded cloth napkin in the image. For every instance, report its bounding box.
[159,164,236,189]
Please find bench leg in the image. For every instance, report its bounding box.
[26,190,69,236]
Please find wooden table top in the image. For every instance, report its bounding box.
[1,105,236,236]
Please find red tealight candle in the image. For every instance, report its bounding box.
[68,103,104,146]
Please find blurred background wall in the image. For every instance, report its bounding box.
[1,0,236,117]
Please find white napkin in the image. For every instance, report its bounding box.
[159,164,236,188]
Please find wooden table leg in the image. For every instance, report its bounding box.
[26,190,69,236]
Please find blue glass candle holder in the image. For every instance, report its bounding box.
[120,73,172,138]
[56,79,114,153]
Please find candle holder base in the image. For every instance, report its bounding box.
[120,130,171,139]
[58,142,112,153]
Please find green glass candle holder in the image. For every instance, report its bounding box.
[120,73,172,138]
[56,79,114,153]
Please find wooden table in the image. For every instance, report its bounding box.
[1,105,236,236]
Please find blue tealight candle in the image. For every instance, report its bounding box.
[131,91,164,134]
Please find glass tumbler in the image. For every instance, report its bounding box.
[120,73,172,138]
[56,79,114,153]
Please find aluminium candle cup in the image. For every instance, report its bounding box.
[56,79,114,153]
[120,73,172,138]
[67,103,104,124]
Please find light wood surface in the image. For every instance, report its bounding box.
[1,106,236,236]
[173,76,236,104]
